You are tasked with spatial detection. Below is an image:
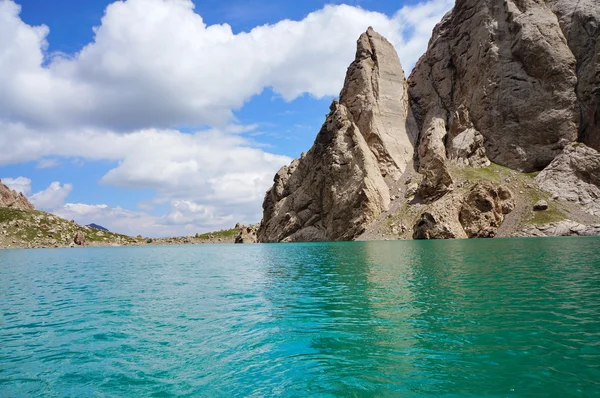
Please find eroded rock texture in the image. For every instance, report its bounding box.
[409,0,579,172]
[0,179,35,210]
[459,182,515,238]
[258,28,417,242]
[547,0,600,151]
[535,143,600,216]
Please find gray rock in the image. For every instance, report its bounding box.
[258,28,417,242]
[535,143,600,215]
[516,220,600,237]
[405,183,419,198]
[547,0,600,150]
[339,27,418,179]
[409,0,578,172]
[533,200,549,211]
[413,212,456,240]
[459,182,515,238]
[235,225,258,244]
[447,105,490,168]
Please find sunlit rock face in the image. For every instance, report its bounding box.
[258,28,417,242]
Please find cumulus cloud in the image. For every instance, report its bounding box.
[0,0,452,131]
[1,177,32,194]
[0,0,454,235]
[30,181,73,211]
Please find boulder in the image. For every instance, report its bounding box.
[409,0,578,172]
[459,182,515,238]
[73,232,86,246]
[413,212,456,240]
[535,143,600,216]
[533,200,549,211]
[235,225,258,244]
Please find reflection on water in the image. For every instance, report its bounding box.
[1,238,599,397]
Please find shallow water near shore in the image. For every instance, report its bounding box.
[1,238,600,397]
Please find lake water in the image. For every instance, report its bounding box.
[1,238,599,397]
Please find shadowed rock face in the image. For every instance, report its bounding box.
[546,0,600,151]
[0,180,34,211]
[258,28,417,242]
[409,0,579,172]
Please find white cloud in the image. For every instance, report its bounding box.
[0,0,452,131]
[55,201,236,237]
[0,0,453,235]
[30,181,73,211]
[1,176,32,194]
[36,158,60,169]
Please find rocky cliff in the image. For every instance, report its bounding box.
[258,28,417,242]
[0,179,34,210]
[259,0,600,242]
[547,0,600,151]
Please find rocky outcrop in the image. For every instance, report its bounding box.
[535,143,600,216]
[73,231,86,246]
[409,0,579,172]
[413,212,457,239]
[0,180,34,210]
[258,28,417,243]
[339,28,418,179]
[258,101,391,242]
[516,220,600,237]
[235,225,258,244]
[547,0,600,151]
[447,106,490,168]
[459,182,515,238]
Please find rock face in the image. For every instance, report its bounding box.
[516,220,600,237]
[413,212,456,240]
[459,182,515,238]
[258,28,417,243]
[235,225,258,244]
[339,28,418,179]
[260,2,600,242]
[73,231,86,246]
[535,143,600,216]
[547,0,600,151]
[0,180,35,210]
[409,0,579,172]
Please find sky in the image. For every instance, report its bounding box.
[0,0,453,237]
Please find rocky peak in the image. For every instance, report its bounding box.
[339,27,418,179]
[258,28,417,242]
[0,179,34,211]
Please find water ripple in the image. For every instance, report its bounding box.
[1,239,600,396]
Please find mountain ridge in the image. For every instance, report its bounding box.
[258,0,600,242]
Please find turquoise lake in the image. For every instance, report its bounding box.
[1,238,599,397]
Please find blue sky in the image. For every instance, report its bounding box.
[0,0,453,236]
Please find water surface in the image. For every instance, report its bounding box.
[1,238,599,396]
